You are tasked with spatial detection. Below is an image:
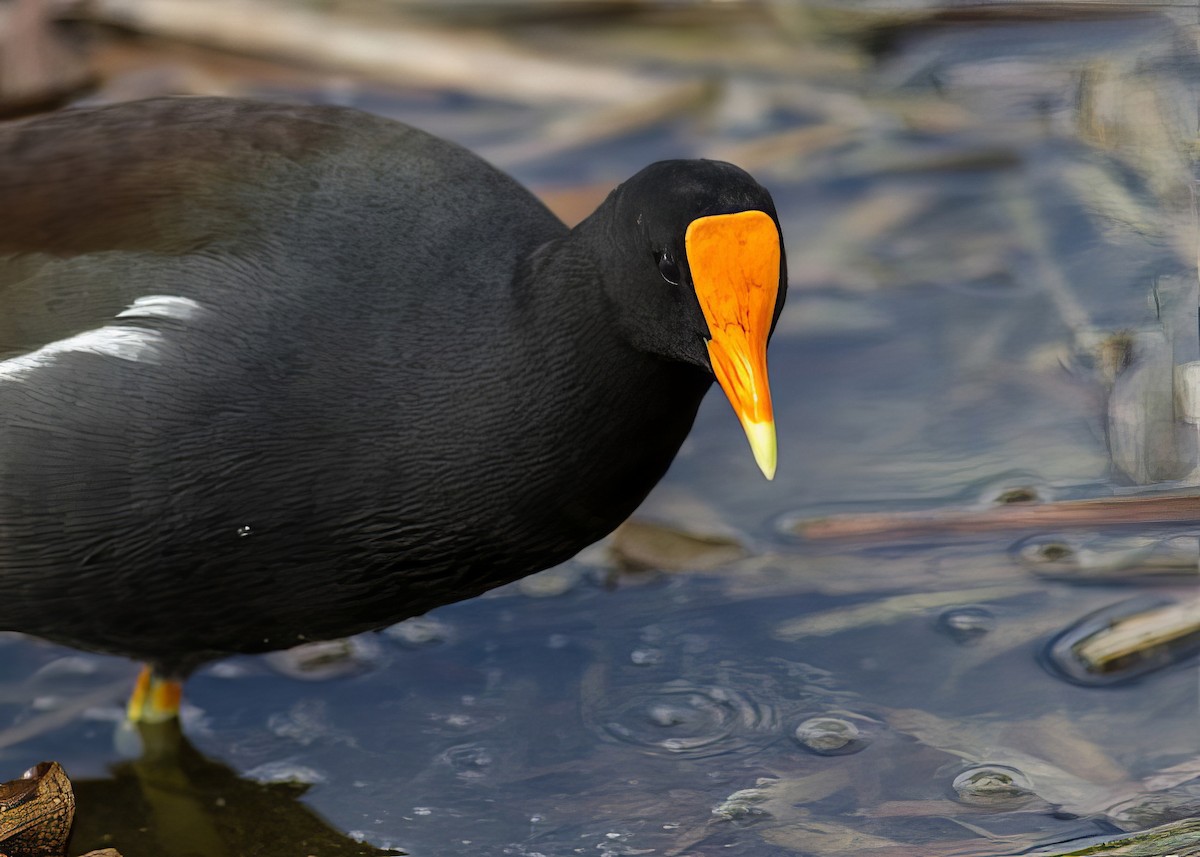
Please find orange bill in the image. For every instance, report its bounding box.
[686,210,781,479]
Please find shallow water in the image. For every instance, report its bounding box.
[2,5,1199,857]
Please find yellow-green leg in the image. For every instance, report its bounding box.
[126,665,183,724]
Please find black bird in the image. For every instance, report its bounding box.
[0,98,786,721]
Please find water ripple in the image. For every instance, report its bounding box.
[591,680,778,759]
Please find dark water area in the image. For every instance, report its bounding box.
[2,4,1199,856]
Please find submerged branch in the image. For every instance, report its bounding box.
[794,492,1200,542]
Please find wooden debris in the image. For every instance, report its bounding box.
[709,768,853,820]
[793,491,1200,543]
[1000,714,1127,786]
[85,34,279,102]
[1141,755,1200,793]
[883,708,1141,819]
[0,762,74,857]
[482,77,709,166]
[0,680,130,751]
[0,0,93,116]
[80,0,692,105]
[610,518,745,572]
[774,585,1029,639]
[534,182,615,227]
[263,635,386,681]
[1063,596,1200,676]
[1027,817,1200,856]
[703,123,854,171]
[377,0,675,24]
[1106,327,1189,484]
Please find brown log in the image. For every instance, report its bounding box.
[794,492,1200,542]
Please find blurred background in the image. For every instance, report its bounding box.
[1,1,1199,856]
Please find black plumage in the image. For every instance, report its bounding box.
[0,97,786,678]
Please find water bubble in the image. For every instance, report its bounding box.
[793,715,870,755]
[712,786,772,821]
[639,624,666,644]
[518,566,581,597]
[936,607,995,644]
[267,699,344,746]
[431,711,476,729]
[1021,538,1074,565]
[237,525,252,537]
[386,616,453,647]
[646,702,696,728]
[1015,533,1196,581]
[975,474,1052,505]
[952,764,1035,806]
[630,648,664,666]
[206,661,252,679]
[243,761,327,785]
[990,487,1039,504]
[265,634,385,680]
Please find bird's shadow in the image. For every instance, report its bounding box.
[71,721,402,857]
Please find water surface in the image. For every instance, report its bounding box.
[2,5,1198,856]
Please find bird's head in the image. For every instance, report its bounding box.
[585,160,787,479]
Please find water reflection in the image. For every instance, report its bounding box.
[70,723,399,857]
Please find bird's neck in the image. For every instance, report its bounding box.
[493,235,712,562]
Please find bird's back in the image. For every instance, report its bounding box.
[0,99,576,670]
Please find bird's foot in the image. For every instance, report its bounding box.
[125,665,182,724]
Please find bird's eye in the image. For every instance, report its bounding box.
[656,251,681,285]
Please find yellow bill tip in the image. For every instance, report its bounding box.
[743,420,777,480]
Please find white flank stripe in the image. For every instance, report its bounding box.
[0,295,202,382]
[115,294,203,322]
[0,326,166,381]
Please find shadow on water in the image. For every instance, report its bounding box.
[1,2,1199,857]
